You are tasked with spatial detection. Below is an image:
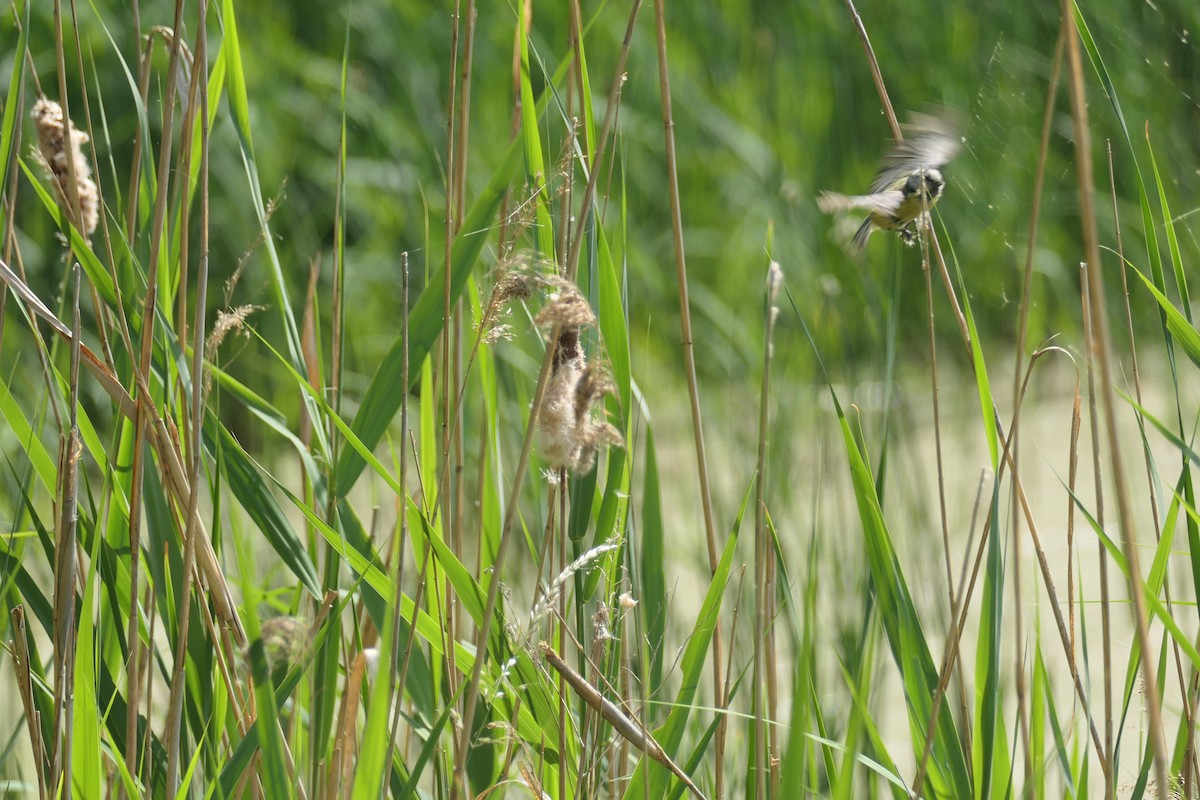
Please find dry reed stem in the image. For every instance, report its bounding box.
[841,0,1117,790]
[0,256,246,642]
[753,262,782,797]
[385,252,413,766]
[1059,0,1169,790]
[916,348,1101,795]
[441,3,463,728]
[1080,259,1112,793]
[564,0,642,285]
[47,5,84,794]
[1007,29,1065,787]
[10,607,48,799]
[541,643,707,800]
[651,3,729,795]
[166,4,213,788]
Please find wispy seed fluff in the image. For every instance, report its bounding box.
[31,97,99,239]
[478,257,544,344]
[535,283,622,475]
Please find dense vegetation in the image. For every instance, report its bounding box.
[3,0,1200,797]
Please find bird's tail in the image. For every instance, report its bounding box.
[853,217,873,251]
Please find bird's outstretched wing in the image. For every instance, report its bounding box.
[817,189,905,216]
[869,113,961,194]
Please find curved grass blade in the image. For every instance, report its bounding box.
[830,387,971,798]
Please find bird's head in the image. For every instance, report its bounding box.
[905,169,945,203]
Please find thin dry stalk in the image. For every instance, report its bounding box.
[841,2,1116,789]
[753,262,782,797]
[917,185,956,643]
[1007,30,1064,788]
[334,648,372,795]
[1066,380,1082,673]
[1080,260,1113,794]
[450,7,474,567]
[451,319,560,796]
[385,253,412,769]
[557,477,569,800]
[541,643,707,800]
[48,5,86,792]
[164,5,215,788]
[650,5,729,796]
[51,264,82,800]
[913,474,998,796]
[11,607,48,799]
[1060,0,1169,790]
[716,564,749,794]
[563,0,643,284]
[915,348,1101,795]
[455,2,476,224]
[441,2,463,720]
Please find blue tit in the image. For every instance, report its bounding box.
[818,112,961,251]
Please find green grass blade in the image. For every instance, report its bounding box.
[623,507,740,799]
[831,387,971,798]
[0,0,28,197]
[640,427,667,696]
[1127,263,1200,369]
[333,138,521,492]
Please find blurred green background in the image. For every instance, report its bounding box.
[5,0,1199,415]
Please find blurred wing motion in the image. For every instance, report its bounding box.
[818,110,962,252]
[870,112,962,193]
[817,190,905,216]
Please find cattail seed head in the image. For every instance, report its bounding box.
[31,97,99,239]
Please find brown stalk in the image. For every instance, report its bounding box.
[753,262,782,797]
[1079,260,1113,794]
[1099,143,1122,799]
[334,649,372,795]
[140,582,158,787]
[717,564,749,794]
[917,181,956,662]
[51,266,82,800]
[109,0,189,785]
[841,0,1117,790]
[0,257,245,642]
[118,40,148,800]
[452,314,567,799]
[11,607,48,799]
[385,253,412,769]
[563,0,643,284]
[649,4,729,796]
[49,3,85,793]
[1066,376,1081,674]
[1059,0,1169,790]
[440,3,462,722]
[1007,29,1064,788]
[914,348,1100,796]
[164,1,211,788]
[452,7,643,792]
[449,1,476,704]
[541,643,707,800]
[557,475,569,800]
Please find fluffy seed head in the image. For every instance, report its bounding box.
[31,97,99,239]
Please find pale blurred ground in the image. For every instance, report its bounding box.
[650,339,1200,796]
